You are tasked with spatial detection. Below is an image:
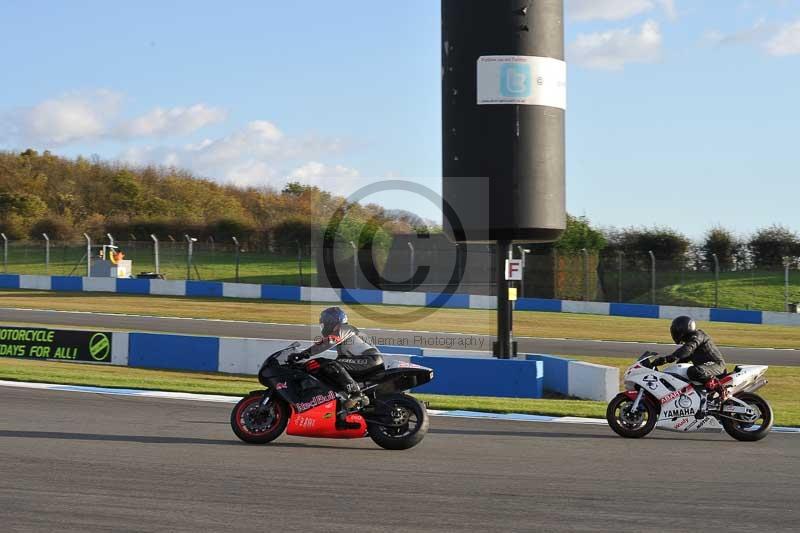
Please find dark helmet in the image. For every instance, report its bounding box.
[670,316,697,344]
[319,306,348,336]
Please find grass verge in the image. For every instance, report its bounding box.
[1,357,796,426]
[3,289,800,350]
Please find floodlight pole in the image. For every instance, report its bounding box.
[712,253,720,308]
[84,233,92,276]
[42,233,50,274]
[349,241,358,289]
[408,242,415,291]
[649,250,656,305]
[517,246,530,298]
[1,233,7,273]
[185,235,195,280]
[232,237,240,283]
[151,234,160,275]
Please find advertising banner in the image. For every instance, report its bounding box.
[0,326,113,363]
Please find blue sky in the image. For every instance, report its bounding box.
[1,0,799,239]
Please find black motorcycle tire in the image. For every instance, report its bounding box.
[367,393,429,450]
[606,392,658,438]
[721,392,773,442]
[230,392,289,444]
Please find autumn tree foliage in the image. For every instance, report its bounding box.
[0,150,412,248]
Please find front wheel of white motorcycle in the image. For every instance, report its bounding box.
[721,392,773,442]
[606,392,658,438]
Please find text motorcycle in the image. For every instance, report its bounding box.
[606,352,773,441]
[231,343,434,450]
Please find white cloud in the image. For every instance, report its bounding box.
[569,20,662,70]
[0,91,226,146]
[704,18,771,46]
[288,161,360,186]
[765,20,800,56]
[116,104,227,138]
[568,0,654,22]
[704,18,800,57]
[6,90,122,145]
[119,121,355,189]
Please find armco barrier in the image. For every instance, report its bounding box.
[2,273,794,328]
[408,356,543,398]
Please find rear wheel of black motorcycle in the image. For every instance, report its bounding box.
[721,392,773,442]
[230,392,289,444]
[606,392,658,438]
[367,394,429,450]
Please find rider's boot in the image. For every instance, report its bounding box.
[335,381,369,430]
[342,382,369,411]
[696,378,723,419]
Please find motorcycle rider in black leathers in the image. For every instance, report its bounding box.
[289,307,383,410]
[652,316,727,405]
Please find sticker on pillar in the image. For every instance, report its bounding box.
[477,56,566,109]
[500,63,532,97]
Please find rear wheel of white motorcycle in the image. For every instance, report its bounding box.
[230,392,289,444]
[367,394,429,450]
[606,392,658,438]
[721,392,773,442]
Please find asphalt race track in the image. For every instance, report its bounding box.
[0,386,798,532]
[1,307,799,366]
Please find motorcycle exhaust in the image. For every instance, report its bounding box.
[740,379,768,394]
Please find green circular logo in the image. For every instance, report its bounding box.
[89,333,111,362]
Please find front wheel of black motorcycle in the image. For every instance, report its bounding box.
[367,394,429,450]
[230,392,289,444]
[721,392,773,442]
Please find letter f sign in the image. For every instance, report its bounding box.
[505,259,523,281]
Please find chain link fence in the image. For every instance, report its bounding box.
[2,235,799,312]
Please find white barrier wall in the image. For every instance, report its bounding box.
[111,332,129,366]
[469,295,497,310]
[562,300,610,315]
[222,283,261,299]
[383,291,427,306]
[659,306,711,321]
[19,275,51,291]
[568,360,619,402]
[82,277,116,292]
[301,287,341,303]
[149,280,187,296]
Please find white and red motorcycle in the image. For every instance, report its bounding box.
[607,352,773,441]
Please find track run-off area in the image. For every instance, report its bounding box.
[1,306,799,366]
[1,384,798,532]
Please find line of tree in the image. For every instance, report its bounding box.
[555,221,800,271]
[0,149,413,251]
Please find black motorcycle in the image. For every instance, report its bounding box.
[230,342,434,450]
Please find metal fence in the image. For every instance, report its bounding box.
[2,234,799,313]
[0,235,314,286]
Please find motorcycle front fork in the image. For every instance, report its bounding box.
[631,389,645,412]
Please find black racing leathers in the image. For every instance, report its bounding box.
[297,324,383,398]
[662,329,726,382]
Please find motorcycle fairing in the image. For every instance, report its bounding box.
[625,363,722,432]
[286,399,367,439]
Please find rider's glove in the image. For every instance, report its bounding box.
[652,356,671,367]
